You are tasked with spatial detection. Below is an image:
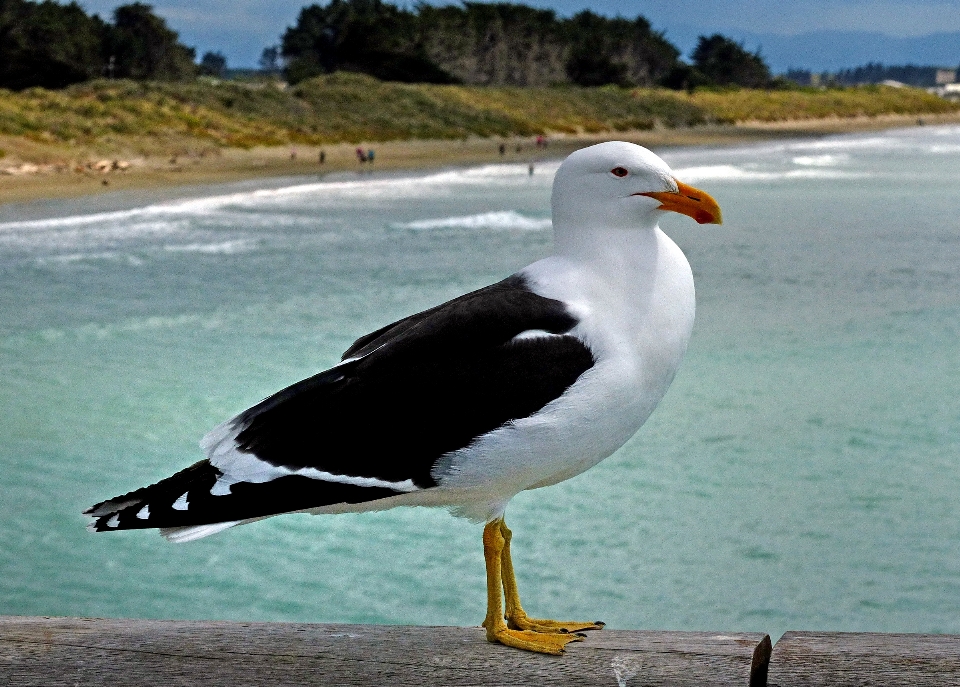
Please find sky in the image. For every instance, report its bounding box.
[76,0,960,70]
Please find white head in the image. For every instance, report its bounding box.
[551,141,722,243]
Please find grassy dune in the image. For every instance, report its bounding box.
[0,73,706,151]
[677,85,959,122]
[2,73,956,159]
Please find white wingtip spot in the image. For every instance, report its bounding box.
[106,514,120,528]
[84,498,141,518]
[136,505,150,520]
[172,493,189,511]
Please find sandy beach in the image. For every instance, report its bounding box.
[3,112,959,206]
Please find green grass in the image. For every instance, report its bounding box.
[674,84,959,122]
[0,74,956,150]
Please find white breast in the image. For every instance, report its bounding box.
[432,227,695,521]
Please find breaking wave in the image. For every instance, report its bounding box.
[394,210,552,231]
[674,164,864,183]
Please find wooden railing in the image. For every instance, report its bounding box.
[2,615,958,685]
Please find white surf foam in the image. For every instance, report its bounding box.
[792,154,849,167]
[163,239,258,254]
[0,200,228,234]
[24,313,225,345]
[787,136,894,152]
[34,251,145,267]
[673,164,756,181]
[0,163,557,237]
[394,210,552,231]
[675,164,864,183]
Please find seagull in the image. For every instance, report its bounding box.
[85,141,722,655]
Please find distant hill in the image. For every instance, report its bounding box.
[665,28,960,73]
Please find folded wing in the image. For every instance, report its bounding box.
[85,275,595,538]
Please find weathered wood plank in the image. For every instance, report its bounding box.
[768,631,960,686]
[0,616,769,687]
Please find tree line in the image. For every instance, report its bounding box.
[277,0,773,88]
[786,63,958,88]
[0,0,773,91]
[0,0,203,89]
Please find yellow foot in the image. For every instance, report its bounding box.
[486,625,585,655]
[507,612,605,634]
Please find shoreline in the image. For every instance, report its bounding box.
[2,112,958,207]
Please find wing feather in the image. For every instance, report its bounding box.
[229,274,595,488]
[86,274,596,534]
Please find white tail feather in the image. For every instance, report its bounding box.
[160,521,240,543]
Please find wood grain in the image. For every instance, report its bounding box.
[0,616,769,687]
[768,631,960,686]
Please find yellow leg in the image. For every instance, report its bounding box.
[499,519,605,634]
[482,519,584,655]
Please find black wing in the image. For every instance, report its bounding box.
[86,274,595,532]
[232,274,595,487]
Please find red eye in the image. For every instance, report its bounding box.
[611,166,629,177]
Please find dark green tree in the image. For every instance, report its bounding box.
[0,0,109,90]
[259,45,282,74]
[564,12,678,87]
[564,12,630,86]
[690,34,771,87]
[659,63,708,91]
[282,1,680,86]
[416,2,563,86]
[282,0,456,84]
[109,3,196,81]
[199,51,227,77]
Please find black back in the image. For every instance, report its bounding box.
[232,275,595,487]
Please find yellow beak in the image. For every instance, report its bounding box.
[637,180,723,225]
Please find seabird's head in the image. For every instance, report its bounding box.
[551,141,722,232]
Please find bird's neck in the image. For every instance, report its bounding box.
[554,223,662,284]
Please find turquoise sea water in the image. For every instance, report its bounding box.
[2,127,959,642]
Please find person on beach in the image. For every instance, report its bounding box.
[367,149,375,163]
[319,150,326,164]
[356,147,367,163]
[499,143,506,156]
